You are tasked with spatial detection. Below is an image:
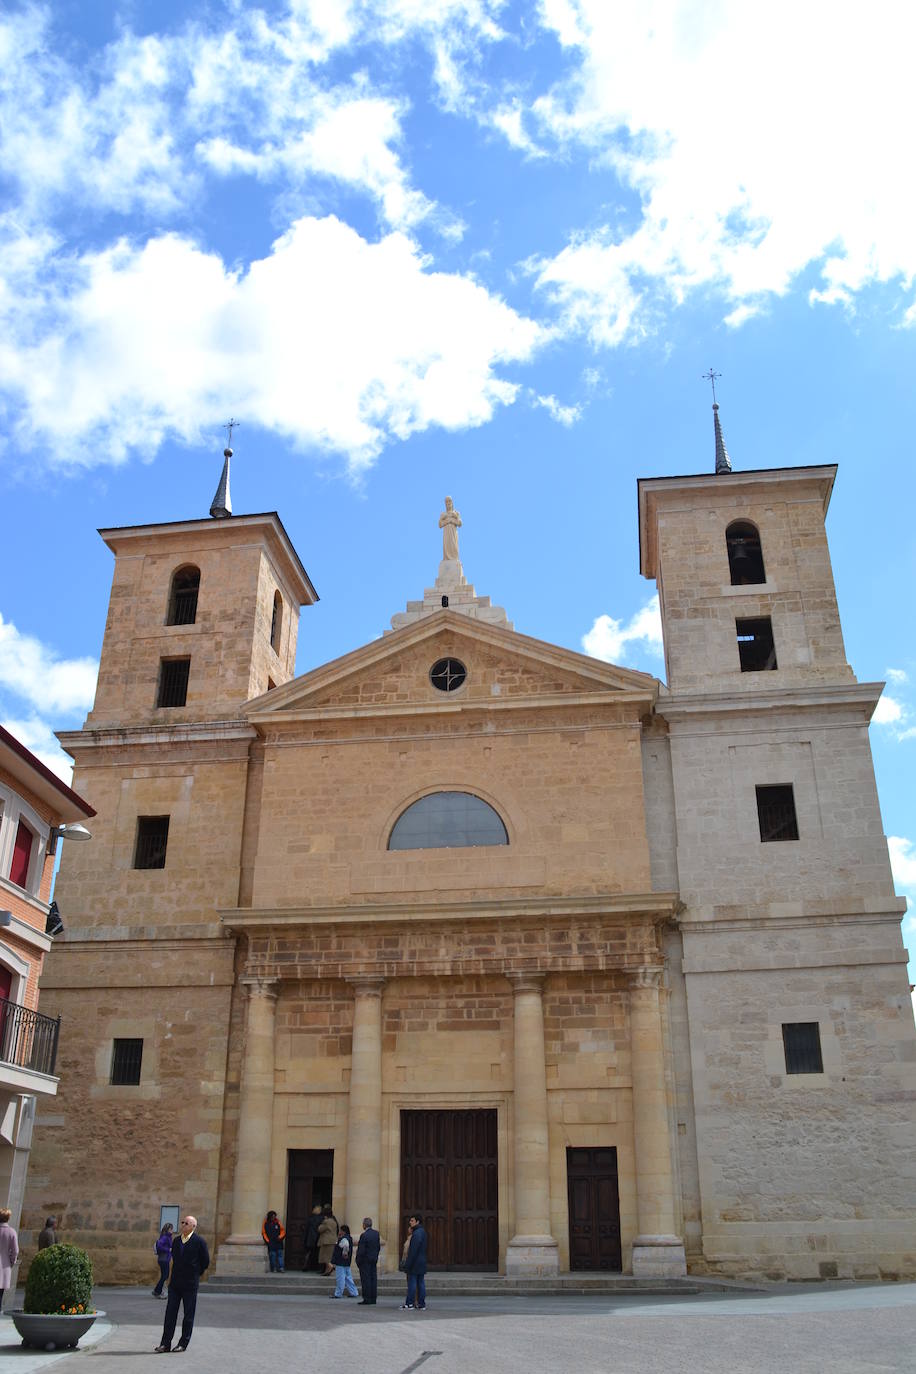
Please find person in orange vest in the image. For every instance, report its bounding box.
[262,1210,287,1272]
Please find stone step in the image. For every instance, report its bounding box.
[206,1272,747,1297]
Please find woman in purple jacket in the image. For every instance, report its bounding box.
[153,1223,173,1298]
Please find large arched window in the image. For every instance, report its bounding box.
[167,565,200,625]
[388,792,509,851]
[270,590,283,653]
[725,520,766,585]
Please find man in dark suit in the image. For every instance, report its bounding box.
[356,1217,381,1305]
[401,1214,428,1311]
[155,1214,210,1353]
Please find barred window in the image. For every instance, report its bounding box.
[271,591,283,653]
[110,1038,143,1085]
[782,1023,823,1074]
[134,816,169,870]
[756,784,799,842]
[157,658,190,708]
[167,566,200,626]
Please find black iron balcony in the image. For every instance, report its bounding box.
[0,996,60,1078]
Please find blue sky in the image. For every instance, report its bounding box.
[1,1,915,968]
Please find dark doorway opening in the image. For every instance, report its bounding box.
[400,1109,498,1271]
[567,1146,622,1271]
[286,1149,334,1270]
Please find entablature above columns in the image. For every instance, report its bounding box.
[227,892,680,985]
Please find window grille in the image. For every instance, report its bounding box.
[157,658,190,708]
[110,1037,144,1085]
[429,658,467,692]
[782,1022,823,1074]
[134,816,169,870]
[756,784,799,842]
[167,567,200,626]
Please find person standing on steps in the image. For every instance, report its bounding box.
[302,1203,323,1271]
[261,1210,286,1272]
[154,1214,210,1353]
[152,1222,173,1298]
[356,1217,380,1306]
[317,1204,338,1276]
[400,1214,428,1311]
[329,1223,358,1299]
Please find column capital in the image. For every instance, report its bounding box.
[627,966,664,992]
[507,971,545,996]
[239,975,280,1001]
[345,975,387,998]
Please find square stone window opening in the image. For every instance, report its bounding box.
[134,815,169,870]
[157,657,190,708]
[736,616,778,672]
[782,1022,823,1074]
[756,784,799,842]
[110,1037,144,1085]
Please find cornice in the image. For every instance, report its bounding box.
[254,690,655,728]
[656,680,883,722]
[219,891,680,931]
[57,720,258,752]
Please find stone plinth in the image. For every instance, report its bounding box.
[388,559,512,632]
[505,1235,559,1278]
[216,1238,270,1277]
[631,1235,687,1278]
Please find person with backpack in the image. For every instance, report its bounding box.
[329,1223,358,1298]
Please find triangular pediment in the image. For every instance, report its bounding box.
[246,611,657,722]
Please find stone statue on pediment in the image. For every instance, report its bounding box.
[439,496,462,562]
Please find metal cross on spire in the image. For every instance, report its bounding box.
[223,417,239,453]
[701,368,722,405]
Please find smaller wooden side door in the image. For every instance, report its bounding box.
[567,1146,622,1271]
[285,1149,334,1270]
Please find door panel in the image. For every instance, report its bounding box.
[567,1146,622,1272]
[400,1109,498,1271]
[285,1149,334,1270]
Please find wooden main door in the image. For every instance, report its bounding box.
[567,1146,622,1271]
[285,1149,334,1270]
[400,1109,498,1271]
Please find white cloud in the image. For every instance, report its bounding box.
[529,2,916,342]
[0,614,98,715]
[873,695,905,726]
[0,217,542,472]
[582,593,663,666]
[887,668,909,685]
[0,715,74,784]
[532,392,582,426]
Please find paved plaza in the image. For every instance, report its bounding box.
[2,1282,916,1374]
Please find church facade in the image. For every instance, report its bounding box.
[23,445,916,1283]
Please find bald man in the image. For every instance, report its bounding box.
[155,1215,210,1354]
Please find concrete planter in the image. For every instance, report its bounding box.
[11,1309,104,1350]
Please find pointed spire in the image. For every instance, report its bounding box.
[702,369,732,475]
[713,402,732,474]
[210,447,232,518]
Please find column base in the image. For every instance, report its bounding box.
[505,1234,559,1278]
[631,1235,687,1278]
[215,1238,269,1277]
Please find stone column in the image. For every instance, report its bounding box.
[628,968,686,1277]
[506,973,558,1276]
[344,976,385,1244]
[217,976,279,1276]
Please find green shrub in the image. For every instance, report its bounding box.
[24,1244,94,1314]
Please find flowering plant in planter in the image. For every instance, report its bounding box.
[24,1244,94,1314]
[13,1244,104,1351]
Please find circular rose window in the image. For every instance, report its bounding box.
[429,658,467,692]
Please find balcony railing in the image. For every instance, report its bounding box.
[0,996,60,1078]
